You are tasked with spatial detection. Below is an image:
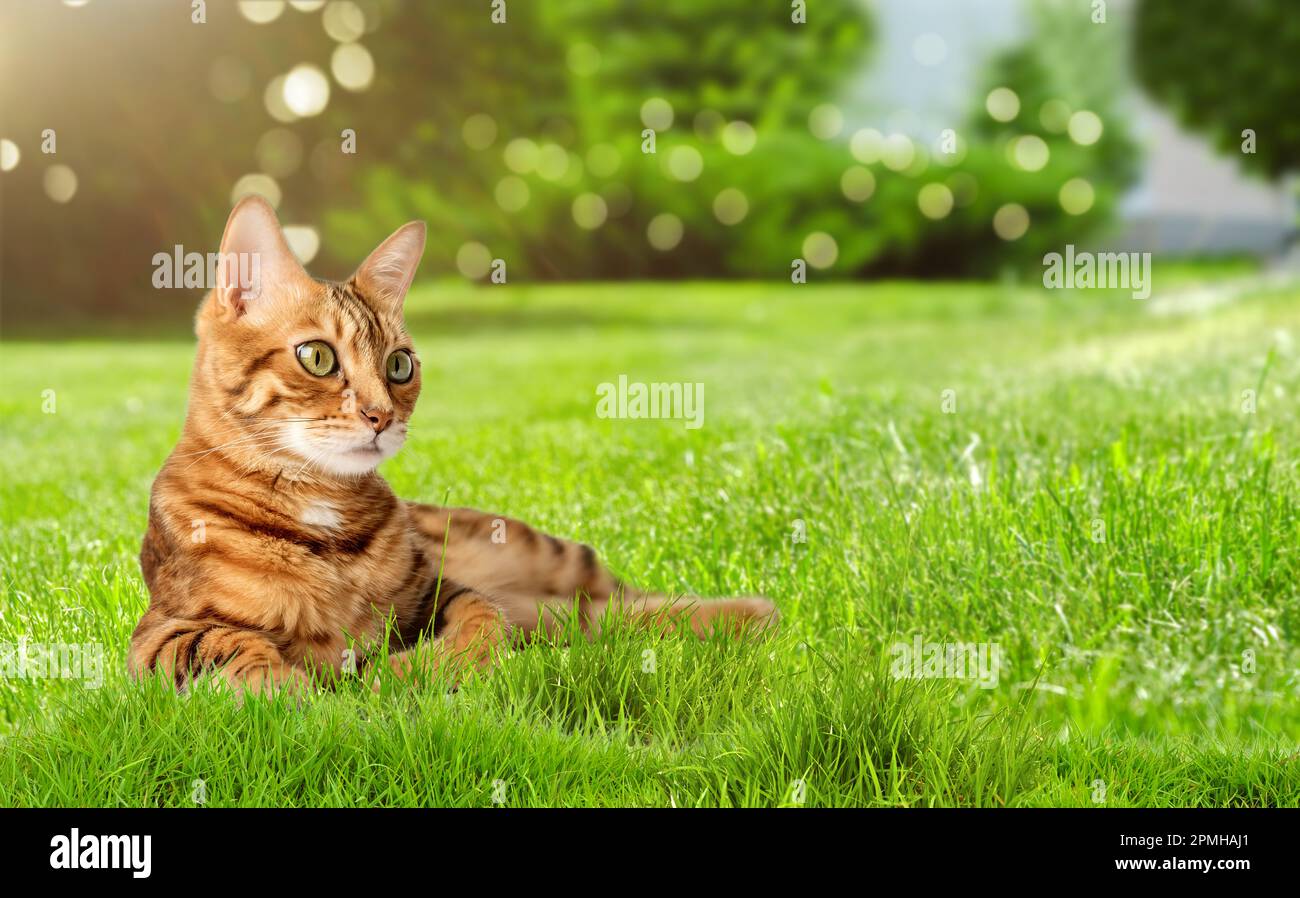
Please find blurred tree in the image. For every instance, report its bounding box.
[1134,0,1299,180]
[932,1,1139,275]
[0,0,1146,325]
[333,0,875,280]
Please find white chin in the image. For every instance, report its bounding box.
[317,446,393,476]
[287,425,404,477]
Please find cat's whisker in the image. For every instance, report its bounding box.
[174,427,289,460]
[234,416,323,424]
[239,443,297,479]
[288,445,331,482]
[178,415,345,478]
[178,431,291,469]
[176,418,333,460]
[175,431,281,460]
[213,404,324,428]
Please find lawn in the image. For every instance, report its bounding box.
[1,275,1297,807]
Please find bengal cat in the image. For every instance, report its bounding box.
[128,197,778,696]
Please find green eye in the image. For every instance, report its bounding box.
[386,349,414,384]
[296,341,337,376]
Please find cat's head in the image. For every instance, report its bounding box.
[192,196,426,479]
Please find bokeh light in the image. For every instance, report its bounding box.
[456,242,492,279]
[0,139,20,172]
[572,193,608,229]
[712,188,749,225]
[503,138,539,174]
[536,143,569,181]
[985,87,1020,123]
[495,176,530,212]
[322,1,365,42]
[917,182,954,219]
[640,97,674,131]
[1059,177,1096,215]
[647,213,683,251]
[667,145,703,181]
[283,64,330,117]
[42,164,78,203]
[850,128,884,164]
[802,232,838,269]
[881,133,915,172]
[289,0,327,10]
[840,166,876,202]
[282,225,320,264]
[230,173,282,208]
[264,75,298,123]
[331,42,375,92]
[809,104,844,140]
[993,203,1030,240]
[721,120,756,155]
[1011,134,1050,171]
[239,1,286,24]
[1068,110,1104,145]
[44,165,77,203]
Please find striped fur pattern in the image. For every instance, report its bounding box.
[129,197,778,696]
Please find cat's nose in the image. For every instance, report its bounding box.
[359,407,393,433]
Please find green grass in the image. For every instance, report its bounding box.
[1,276,1298,806]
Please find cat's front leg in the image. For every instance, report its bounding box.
[375,591,507,691]
[128,608,313,698]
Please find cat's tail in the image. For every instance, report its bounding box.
[513,588,779,641]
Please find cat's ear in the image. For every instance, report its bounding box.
[351,221,426,309]
[214,196,307,318]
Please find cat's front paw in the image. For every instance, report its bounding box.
[223,664,314,709]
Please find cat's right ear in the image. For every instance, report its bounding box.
[214,196,306,320]
[351,221,427,310]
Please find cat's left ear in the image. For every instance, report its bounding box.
[351,221,427,309]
